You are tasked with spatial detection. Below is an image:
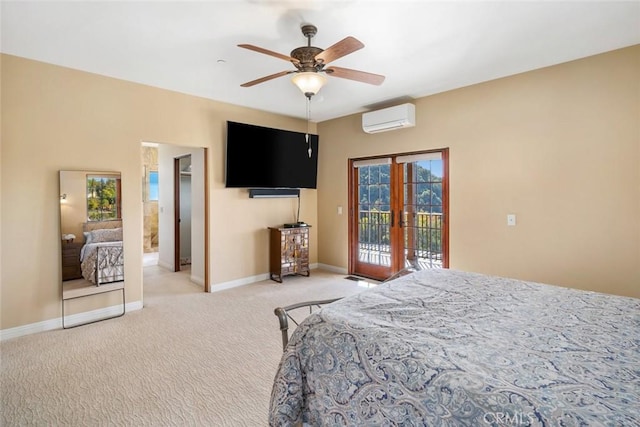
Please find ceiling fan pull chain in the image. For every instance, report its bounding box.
[306,96,312,158]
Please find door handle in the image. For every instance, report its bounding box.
[390,210,394,227]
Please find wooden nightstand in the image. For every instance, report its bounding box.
[62,242,83,281]
[269,226,310,283]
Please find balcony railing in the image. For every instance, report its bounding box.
[358,210,443,269]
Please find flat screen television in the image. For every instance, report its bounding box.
[225,121,319,189]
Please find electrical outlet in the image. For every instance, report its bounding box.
[507,214,516,226]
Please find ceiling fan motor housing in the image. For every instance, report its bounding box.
[291,24,324,72]
[290,46,324,72]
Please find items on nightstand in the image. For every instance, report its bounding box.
[62,233,76,243]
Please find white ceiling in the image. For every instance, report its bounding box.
[2,1,639,122]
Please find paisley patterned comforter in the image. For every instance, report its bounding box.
[269,269,640,426]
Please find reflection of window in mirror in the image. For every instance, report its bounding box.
[87,175,122,221]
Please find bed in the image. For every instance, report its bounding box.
[81,220,124,285]
[269,269,640,426]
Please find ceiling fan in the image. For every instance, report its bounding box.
[238,24,385,97]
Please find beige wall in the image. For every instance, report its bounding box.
[1,54,317,330]
[2,46,638,331]
[318,45,640,298]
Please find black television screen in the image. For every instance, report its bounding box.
[225,121,319,189]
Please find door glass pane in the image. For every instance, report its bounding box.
[357,164,391,267]
[403,159,443,269]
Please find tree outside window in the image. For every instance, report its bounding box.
[87,175,121,221]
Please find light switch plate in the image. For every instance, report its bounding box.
[507,214,516,226]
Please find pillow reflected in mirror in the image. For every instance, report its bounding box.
[86,228,123,244]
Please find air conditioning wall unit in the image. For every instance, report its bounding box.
[362,103,416,134]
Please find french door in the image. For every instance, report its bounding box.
[349,149,449,280]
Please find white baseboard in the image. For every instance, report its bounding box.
[209,272,270,293]
[157,259,173,270]
[190,274,205,286]
[316,263,348,274]
[208,263,320,293]
[0,300,143,341]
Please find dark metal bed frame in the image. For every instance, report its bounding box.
[274,266,419,350]
[93,245,125,285]
[274,298,342,350]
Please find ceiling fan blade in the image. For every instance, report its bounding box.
[238,44,300,64]
[315,36,364,65]
[325,66,385,85]
[240,71,294,87]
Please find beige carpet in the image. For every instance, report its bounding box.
[1,267,371,426]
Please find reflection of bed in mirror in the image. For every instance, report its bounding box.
[81,220,124,285]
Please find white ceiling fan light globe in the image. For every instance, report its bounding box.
[291,72,326,97]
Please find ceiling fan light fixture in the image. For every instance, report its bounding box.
[291,72,326,98]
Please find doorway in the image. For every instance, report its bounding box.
[142,143,209,292]
[348,149,449,280]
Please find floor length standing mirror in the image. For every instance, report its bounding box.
[59,170,125,328]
